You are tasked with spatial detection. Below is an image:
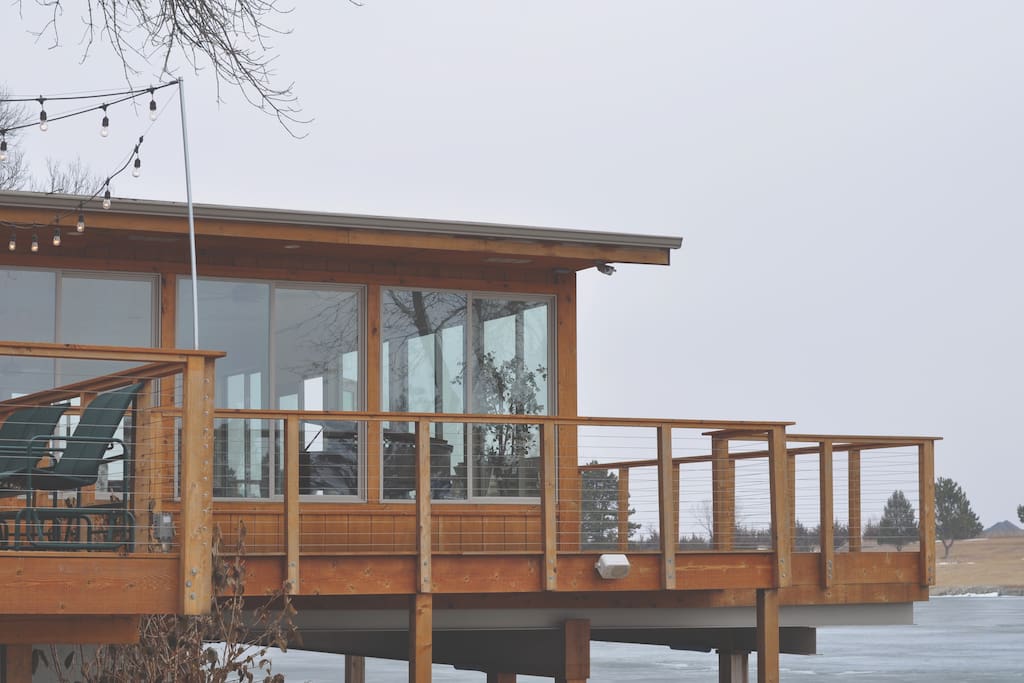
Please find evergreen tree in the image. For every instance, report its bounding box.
[934,477,983,559]
[1018,504,1023,526]
[876,490,918,551]
[580,464,639,549]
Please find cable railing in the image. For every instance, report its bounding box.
[0,341,938,601]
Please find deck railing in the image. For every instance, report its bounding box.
[0,342,937,610]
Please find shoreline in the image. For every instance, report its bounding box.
[930,585,1024,597]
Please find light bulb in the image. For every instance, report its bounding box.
[7,233,15,252]
[149,97,158,121]
[76,212,86,233]
[101,115,109,138]
[0,138,7,162]
[30,233,39,252]
[132,158,141,178]
[39,111,48,132]
[102,187,112,210]
[52,229,61,247]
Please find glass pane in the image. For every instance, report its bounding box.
[381,422,458,501]
[212,417,281,498]
[381,289,466,413]
[0,268,55,398]
[178,279,270,409]
[299,419,361,496]
[469,298,548,498]
[274,287,360,411]
[59,274,155,382]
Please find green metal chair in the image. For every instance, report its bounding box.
[13,384,142,550]
[0,404,71,477]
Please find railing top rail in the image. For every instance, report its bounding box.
[703,429,941,444]
[0,341,226,362]
[182,407,793,430]
[0,361,181,410]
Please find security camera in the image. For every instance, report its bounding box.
[595,263,616,276]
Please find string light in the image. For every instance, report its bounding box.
[100,105,110,137]
[38,97,48,132]
[76,211,86,233]
[102,180,112,209]
[149,88,158,121]
[30,233,39,252]
[0,133,7,162]
[52,228,61,247]
[7,232,15,252]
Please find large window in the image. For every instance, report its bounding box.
[382,288,552,501]
[177,278,363,499]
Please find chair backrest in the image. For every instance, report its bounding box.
[52,384,143,480]
[0,404,69,465]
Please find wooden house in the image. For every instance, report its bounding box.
[0,189,937,682]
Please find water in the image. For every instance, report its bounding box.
[268,596,1024,682]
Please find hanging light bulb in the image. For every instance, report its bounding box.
[38,98,48,132]
[76,211,86,233]
[52,228,61,247]
[7,232,15,252]
[30,233,39,252]
[132,157,142,178]
[0,134,7,163]
[102,180,112,210]
[148,88,158,121]
[100,105,110,137]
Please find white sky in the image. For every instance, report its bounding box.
[2,2,1021,525]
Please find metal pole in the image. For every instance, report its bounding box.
[177,77,201,349]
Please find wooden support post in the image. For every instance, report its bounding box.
[410,593,433,683]
[718,649,749,683]
[672,463,681,546]
[766,428,791,588]
[818,441,834,588]
[486,674,516,683]
[416,419,432,593]
[284,415,301,593]
[656,425,676,590]
[365,285,383,504]
[787,454,797,539]
[541,422,558,590]
[3,645,32,683]
[617,467,630,552]
[848,449,862,553]
[712,437,735,551]
[918,441,936,586]
[560,618,590,683]
[756,589,779,683]
[345,655,366,683]
[180,355,215,615]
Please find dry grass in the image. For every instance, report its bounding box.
[934,536,1024,589]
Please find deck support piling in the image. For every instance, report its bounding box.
[2,645,32,683]
[410,593,433,683]
[558,618,590,683]
[345,654,366,683]
[756,589,780,683]
[717,649,749,683]
[486,673,517,683]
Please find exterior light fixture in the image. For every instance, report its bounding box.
[595,262,616,276]
[595,553,631,579]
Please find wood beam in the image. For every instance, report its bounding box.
[180,355,215,614]
[556,273,580,552]
[848,449,862,553]
[818,441,834,588]
[918,441,936,586]
[0,616,139,644]
[3,645,32,683]
[541,423,558,590]
[656,425,676,590]
[409,593,433,683]
[712,436,736,551]
[285,416,301,593]
[416,419,432,593]
[756,589,779,683]
[562,619,590,683]
[345,655,366,683]
[766,428,791,588]
[365,284,382,504]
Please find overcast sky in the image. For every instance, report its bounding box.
[2,2,1021,525]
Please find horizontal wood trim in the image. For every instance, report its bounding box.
[0,616,140,644]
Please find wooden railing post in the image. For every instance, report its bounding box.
[848,449,862,552]
[180,355,215,615]
[818,441,834,588]
[284,415,301,593]
[415,419,432,594]
[711,436,735,551]
[541,422,558,590]
[766,427,791,588]
[617,467,630,552]
[656,425,676,590]
[918,441,936,586]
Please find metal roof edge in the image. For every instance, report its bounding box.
[0,190,684,251]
